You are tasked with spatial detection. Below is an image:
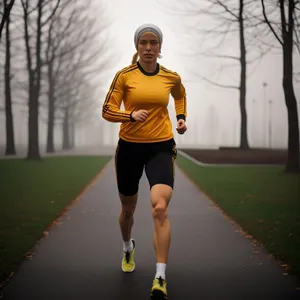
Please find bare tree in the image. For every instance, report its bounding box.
[0,0,15,41]
[0,2,30,155]
[54,54,110,150]
[63,77,100,149]
[0,37,3,107]
[261,0,299,172]
[157,0,272,149]
[1,2,32,156]
[4,10,15,155]
[43,0,113,152]
[45,71,99,150]
[21,0,60,160]
[44,1,71,152]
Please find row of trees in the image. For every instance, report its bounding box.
[0,0,113,160]
[158,0,299,173]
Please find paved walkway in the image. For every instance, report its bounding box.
[1,159,299,299]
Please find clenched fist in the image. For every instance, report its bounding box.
[176,119,187,135]
[131,110,149,122]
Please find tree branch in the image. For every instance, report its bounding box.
[261,0,283,45]
[191,70,239,90]
[215,0,239,19]
[0,0,15,41]
[41,0,60,27]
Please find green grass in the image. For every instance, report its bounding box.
[0,156,111,283]
[176,154,300,277]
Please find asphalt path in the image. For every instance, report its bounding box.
[1,158,299,299]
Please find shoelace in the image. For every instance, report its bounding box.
[157,276,164,287]
[124,242,135,263]
[125,251,130,263]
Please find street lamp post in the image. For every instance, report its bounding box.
[262,82,268,148]
[252,98,255,147]
[269,99,272,148]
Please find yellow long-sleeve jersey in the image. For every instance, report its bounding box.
[102,62,187,143]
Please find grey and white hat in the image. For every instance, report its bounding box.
[134,23,163,49]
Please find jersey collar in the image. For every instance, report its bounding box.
[137,61,160,76]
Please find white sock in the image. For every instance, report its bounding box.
[123,239,133,252]
[155,263,166,280]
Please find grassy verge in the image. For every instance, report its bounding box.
[176,154,300,277]
[0,156,111,283]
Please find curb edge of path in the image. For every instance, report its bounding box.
[177,149,284,167]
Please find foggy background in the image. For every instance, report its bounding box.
[0,0,299,152]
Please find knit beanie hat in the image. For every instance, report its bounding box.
[134,23,163,49]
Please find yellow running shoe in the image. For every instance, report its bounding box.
[150,276,168,299]
[121,239,135,272]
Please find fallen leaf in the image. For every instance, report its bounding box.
[50,220,61,227]
[280,264,289,269]
[24,252,33,259]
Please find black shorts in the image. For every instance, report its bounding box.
[115,138,177,196]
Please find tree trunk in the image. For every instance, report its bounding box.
[71,122,75,149]
[46,64,55,153]
[25,0,43,161]
[239,0,249,149]
[281,0,299,173]
[4,14,16,156]
[0,0,15,42]
[62,108,71,150]
[27,82,40,160]
[283,40,299,172]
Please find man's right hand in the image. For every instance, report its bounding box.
[131,110,149,122]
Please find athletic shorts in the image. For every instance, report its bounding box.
[115,138,177,196]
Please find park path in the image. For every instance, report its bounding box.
[1,157,299,299]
